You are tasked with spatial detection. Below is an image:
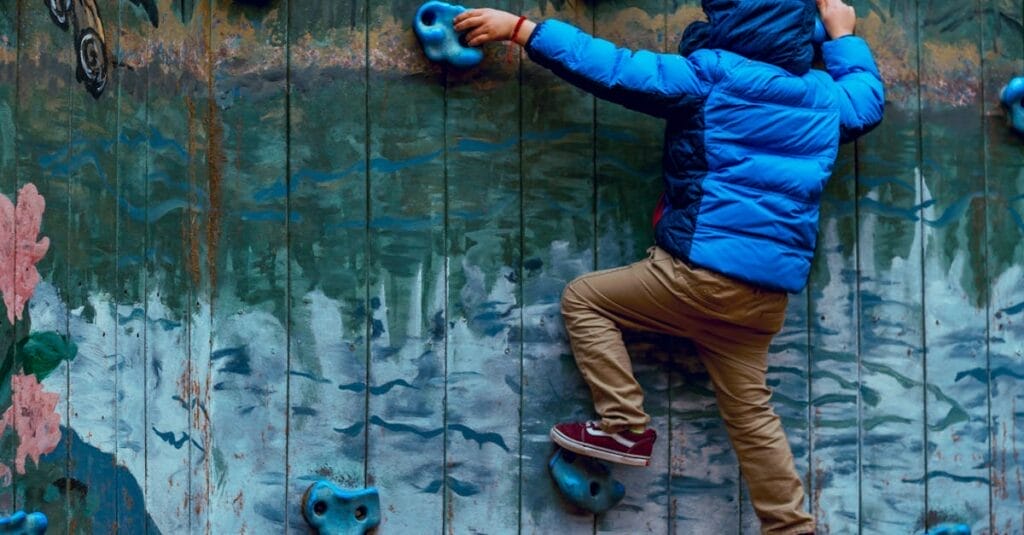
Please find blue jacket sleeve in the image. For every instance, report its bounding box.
[821,36,885,143]
[524,20,714,118]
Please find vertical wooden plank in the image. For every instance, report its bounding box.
[188,1,213,531]
[144,0,202,530]
[65,0,120,529]
[14,0,73,528]
[285,0,369,531]
[809,141,859,533]
[855,2,926,532]
[206,0,289,531]
[365,2,446,532]
[519,2,597,533]
[114,0,151,530]
[444,0,522,531]
[919,0,990,530]
[661,2,742,533]
[592,3,670,533]
[984,0,1024,532]
[0,0,16,514]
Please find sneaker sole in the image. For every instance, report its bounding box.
[549,427,650,467]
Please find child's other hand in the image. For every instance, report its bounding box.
[816,0,856,39]
[453,8,519,47]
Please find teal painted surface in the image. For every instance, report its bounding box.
[0,1,1022,533]
[365,2,446,533]
[920,2,989,531]
[857,2,927,532]
[984,0,1024,532]
[518,1,594,533]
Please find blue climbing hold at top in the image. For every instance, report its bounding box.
[301,481,381,535]
[0,511,47,535]
[548,448,626,514]
[1000,76,1024,135]
[925,523,971,535]
[414,1,484,68]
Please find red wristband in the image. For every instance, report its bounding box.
[510,15,527,43]
[506,15,528,64]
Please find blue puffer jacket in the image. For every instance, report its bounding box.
[524,0,885,293]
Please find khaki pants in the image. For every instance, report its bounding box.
[560,246,814,535]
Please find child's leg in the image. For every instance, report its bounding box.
[559,247,705,432]
[695,333,815,535]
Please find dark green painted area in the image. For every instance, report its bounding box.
[0,8,17,517]
[0,1,1021,533]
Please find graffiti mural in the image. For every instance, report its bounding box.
[41,0,160,98]
[0,184,71,510]
[43,0,108,97]
[1,1,1021,533]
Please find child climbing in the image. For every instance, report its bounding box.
[454,0,884,533]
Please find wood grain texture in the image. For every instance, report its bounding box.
[207,0,289,531]
[364,2,446,532]
[857,2,927,532]
[114,0,150,531]
[983,0,1024,532]
[284,0,369,531]
[2,1,1019,533]
[142,0,203,529]
[809,140,859,534]
[66,0,120,529]
[444,0,523,531]
[519,1,597,533]
[13,0,74,529]
[919,0,990,530]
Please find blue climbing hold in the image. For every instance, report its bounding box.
[548,448,626,514]
[0,511,47,535]
[301,481,381,535]
[925,523,971,535]
[413,1,484,68]
[1000,76,1024,135]
[812,17,828,45]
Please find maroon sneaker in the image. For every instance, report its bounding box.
[550,421,656,467]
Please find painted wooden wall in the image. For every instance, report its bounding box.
[0,0,1021,533]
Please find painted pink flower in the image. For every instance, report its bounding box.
[0,183,50,324]
[0,373,62,474]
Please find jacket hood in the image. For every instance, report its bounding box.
[678,0,816,75]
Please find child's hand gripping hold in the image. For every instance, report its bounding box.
[817,0,857,39]
[453,8,536,47]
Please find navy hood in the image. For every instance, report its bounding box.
[678,0,816,75]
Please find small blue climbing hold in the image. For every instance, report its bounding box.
[413,1,484,68]
[548,448,626,514]
[925,523,971,535]
[1000,77,1024,135]
[0,511,47,535]
[812,17,828,45]
[302,481,381,535]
